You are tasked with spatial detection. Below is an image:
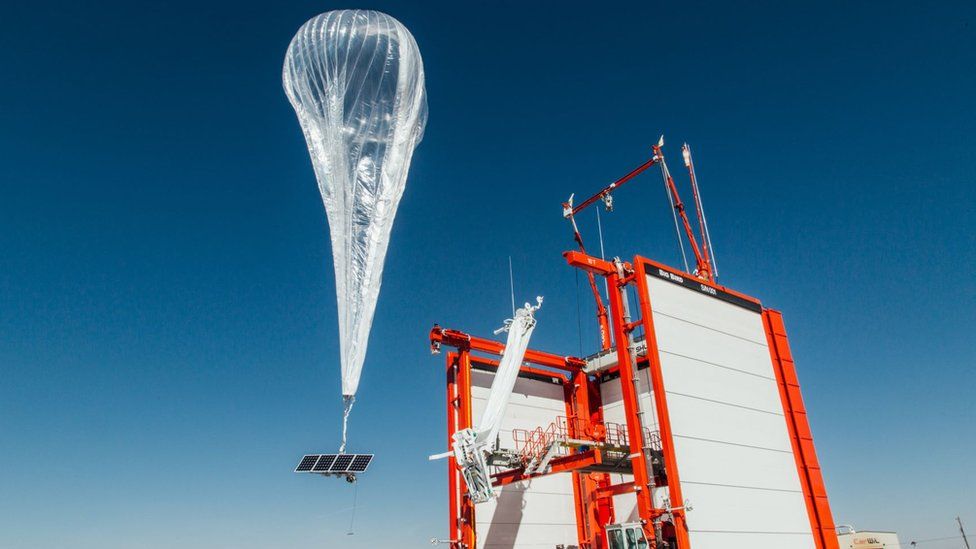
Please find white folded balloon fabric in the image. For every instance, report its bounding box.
[450,298,543,503]
[477,297,544,448]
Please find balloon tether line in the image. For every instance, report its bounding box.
[508,256,516,316]
[340,395,355,454]
[346,480,359,535]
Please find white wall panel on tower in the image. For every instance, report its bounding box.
[673,436,802,491]
[470,369,578,549]
[665,394,793,451]
[689,531,817,549]
[599,372,659,431]
[654,318,774,377]
[656,352,782,413]
[641,274,817,549]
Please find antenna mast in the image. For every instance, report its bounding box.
[652,138,714,282]
[682,143,719,279]
[659,147,690,273]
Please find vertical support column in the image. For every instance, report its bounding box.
[457,349,477,549]
[565,373,590,548]
[446,353,460,546]
[763,310,839,549]
[566,369,614,549]
[588,372,615,546]
[633,262,691,549]
[604,270,658,543]
[591,474,614,548]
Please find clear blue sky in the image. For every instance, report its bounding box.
[1,1,973,547]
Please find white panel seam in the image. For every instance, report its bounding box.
[477,522,578,526]
[660,349,776,381]
[688,530,814,535]
[680,480,803,493]
[665,391,785,416]
[672,434,793,454]
[653,310,769,346]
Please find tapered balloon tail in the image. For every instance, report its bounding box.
[340,395,355,454]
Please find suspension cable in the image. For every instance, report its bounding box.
[660,158,690,273]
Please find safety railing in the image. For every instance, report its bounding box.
[512,416,661,465]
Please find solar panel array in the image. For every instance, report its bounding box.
[349,454,372,472]
[294,453,374,474]
[333,454,354,471]
[312,454,337,472]
[295,455,319,472]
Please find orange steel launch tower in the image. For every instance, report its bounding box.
[431,144,839,549]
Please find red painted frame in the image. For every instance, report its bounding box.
[763,310,839,549]
[632,257,692,548]
[631,254,839,549]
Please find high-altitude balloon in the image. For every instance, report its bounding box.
[283,10,427,403]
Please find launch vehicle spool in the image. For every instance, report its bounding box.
[432,143,840,549]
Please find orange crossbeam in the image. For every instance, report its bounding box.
[563,250,616,276]
[470,355,569,383]
[430,325,585,372]
[568,157,659,216]
[491,450,602,487]
[594,481,637,500]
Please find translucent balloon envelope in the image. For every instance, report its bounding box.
[284,10,427,400]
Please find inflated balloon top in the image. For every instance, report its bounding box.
[283,10,427,403]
